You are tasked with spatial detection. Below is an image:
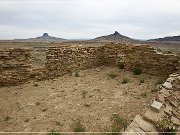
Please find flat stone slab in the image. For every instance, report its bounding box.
[151,101,163,112]
[169,73,179,77]
[123,122,148,135]
[171,116,180,126]
[162,82,173,90]
[133,115,159,133]
[166,77,175,83]
[144,108,166,123]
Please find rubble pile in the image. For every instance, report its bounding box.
[123,73,180,134]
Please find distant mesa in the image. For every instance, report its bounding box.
[148,35,180,42]
[34,33,65,40]
[93,31,138,43]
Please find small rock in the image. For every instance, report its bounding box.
[151,101,163,112]
[169,99,178,108]
[166,77,175,83]
[163,82,173,90]
[169,73,179,77]
[164,104,173,116]
[156,94,165,103]
[171,116,180,126]
[172,110,180,119]
[33,83,38,87]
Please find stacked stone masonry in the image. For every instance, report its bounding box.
[0,48,31,86]
[123,73,180,134]
[0,43,180,85]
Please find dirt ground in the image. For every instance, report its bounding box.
[0,66,165,133]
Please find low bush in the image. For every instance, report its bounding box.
[133,67,142,75]
[156,118,176,135]
[122,78,129,84]
[72,120,85,132]
[108,71,118,79]
[117,62,124,69]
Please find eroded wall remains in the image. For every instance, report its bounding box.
[0,48,31,86]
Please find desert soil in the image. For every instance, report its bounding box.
[0,66,165,133]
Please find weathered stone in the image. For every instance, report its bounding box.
[169,73,179,77]
[164,104,173,116]
[166,77,175,83]
[133,115,159,133]
[172,110,180,119]
[169,99,179,108]
[162,82,173,90]
[159,88,171,97]
[171,116,180,126]
[144,108,166,123]
[151,101,163,112]
[156,94,165,103]
[122,122,148,135]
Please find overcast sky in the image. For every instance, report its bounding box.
[0,0,180,40]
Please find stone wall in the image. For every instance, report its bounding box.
[0,48,32,86]
[0,43,179,86]
[104,44,180,76]
[46,45,105,77]
[123,73,180,134]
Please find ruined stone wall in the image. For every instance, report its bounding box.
[46,45,105,77]
[0,44,179,86]
[0,48,32,86]
[104,44,180,76]
[122,73,180,134]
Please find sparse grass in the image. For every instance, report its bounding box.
[42,108,48,112]
[139,78,145,84]
[108,71,118,79]
[4,116,10,121]
[83,102,91,107]
[156,79,164,85]
[75,71,80,77]
[72,120,86,132]
[122,78,129,84]
[48,129,61,135]
[35,102,41,106]
[117,62,124,69]
[82,90,88,98]
[56,121,63,126]
[110,114,127,135]
[24,119,29,122]
[156,118,176,135]
[133,67,142,75]
[140,92,147,97]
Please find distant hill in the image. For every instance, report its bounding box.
[93,31,138,43]
[14,33,66,42]
[148,35,180,42]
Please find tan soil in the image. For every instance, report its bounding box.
[0,66,165,133]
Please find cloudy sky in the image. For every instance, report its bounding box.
[0,0,180,40]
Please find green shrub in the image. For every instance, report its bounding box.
[133,67,142,75]
[108,71,118,79]
[122,78,129,84]
[75,71,80,77]
[72,120,85,132]
[117,62,124,69]
[156,118,176,135]
[110,114,127,134]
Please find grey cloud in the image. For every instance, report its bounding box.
[0,0,180,39]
